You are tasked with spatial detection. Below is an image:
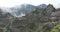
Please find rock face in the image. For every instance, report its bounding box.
[51,11,60,17]
[50,11,60,22]
[45,4,56,16]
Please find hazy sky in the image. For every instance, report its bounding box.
[0,0,60,8]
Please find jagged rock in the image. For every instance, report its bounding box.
[45,4,56,16]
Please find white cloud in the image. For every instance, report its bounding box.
[0,0,60,8]
[0,0,25,7]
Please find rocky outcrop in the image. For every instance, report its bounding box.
[45,4,56,16]
[51,11,60,17]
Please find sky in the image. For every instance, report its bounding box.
[0,0,60,8]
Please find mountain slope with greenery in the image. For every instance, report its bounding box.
[0,4,60,32]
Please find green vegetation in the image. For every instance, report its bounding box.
[51,23,60,32]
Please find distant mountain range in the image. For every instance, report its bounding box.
[37,4,47,9]
[0,4,47,17]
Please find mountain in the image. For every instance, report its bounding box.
[10,4,60,32]
[0,4,47,17]
[10,4,36,16]
[10,4,47,17]
[0,4,60,32]
[37,4,47,9]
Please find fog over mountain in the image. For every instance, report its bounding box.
[0,4,51,17]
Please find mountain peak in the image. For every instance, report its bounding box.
[37,4,47,9]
